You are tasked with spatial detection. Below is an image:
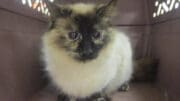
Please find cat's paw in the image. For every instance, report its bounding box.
[93,96,110,101]
[118,83,130,92]
[94,97,106,101]
[76,93,111,101]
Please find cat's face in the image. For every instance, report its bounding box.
[46,0,117,62]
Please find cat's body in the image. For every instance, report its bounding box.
[42,0,133,100]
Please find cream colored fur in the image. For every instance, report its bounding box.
[42,3,133,99]
[42,29,133,98]
[69,3,96,14]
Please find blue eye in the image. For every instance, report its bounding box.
[93,31,101,39]
[68,32,80,40]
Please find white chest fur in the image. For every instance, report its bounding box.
[42,32,132,98]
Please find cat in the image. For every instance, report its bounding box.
[42,0,133,100]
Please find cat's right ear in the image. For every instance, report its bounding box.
[45,0,72,20]
[45,0,72,29]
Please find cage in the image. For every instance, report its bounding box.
[0,0,179,101]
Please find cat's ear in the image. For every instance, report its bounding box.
[45,0,72,20]
[96,0,117,18]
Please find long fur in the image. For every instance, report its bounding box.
[42,2,133,99]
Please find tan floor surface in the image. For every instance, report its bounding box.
[30,83,166,101]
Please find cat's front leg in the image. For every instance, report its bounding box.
[118,82,130,92]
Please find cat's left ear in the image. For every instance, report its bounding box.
[96,0,117,18]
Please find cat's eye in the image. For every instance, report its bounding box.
[93,31,101,39]
[68,32,81,40]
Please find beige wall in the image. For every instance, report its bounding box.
[0,1,48,100]
[148,0,180,101]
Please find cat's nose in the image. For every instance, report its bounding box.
[79,49,94,58]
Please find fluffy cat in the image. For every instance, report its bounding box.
[42,0,133,100]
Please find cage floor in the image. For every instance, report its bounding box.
[30,83,166,101]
